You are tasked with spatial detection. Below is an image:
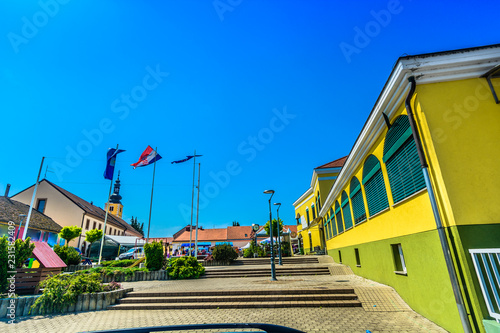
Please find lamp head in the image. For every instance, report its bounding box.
[273,203,281,206]
[263,190,275,194]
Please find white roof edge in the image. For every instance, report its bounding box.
[319,45,500,217]
[292,188,313,207]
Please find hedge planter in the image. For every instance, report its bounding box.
[202,260,231,266]
[101,269,169,282]
[0,288,133,319]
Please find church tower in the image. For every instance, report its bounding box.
[106,172,123,218]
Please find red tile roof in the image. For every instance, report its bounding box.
[174,228,227,242]
[315,156,348,169]
[227,226,253,240]
[32,241,66,268]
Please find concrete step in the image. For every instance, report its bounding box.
[204,267,329,274]
[126,288,355,298]
[108,300,361,310]
[118,294,358,304]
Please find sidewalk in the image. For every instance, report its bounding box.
[0,257,447,333]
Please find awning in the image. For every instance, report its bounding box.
[181,242,211,247]
[216,242,233,246]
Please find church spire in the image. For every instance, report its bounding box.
[109,171,122,204]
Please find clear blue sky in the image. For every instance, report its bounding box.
[1,0,499,237]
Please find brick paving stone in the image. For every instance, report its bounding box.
[0,257,447,333]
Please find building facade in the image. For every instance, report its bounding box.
[313,45,500,332]
[293,157,346,254]
[12,179,142,250]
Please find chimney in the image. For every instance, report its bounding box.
[4,184,11,197]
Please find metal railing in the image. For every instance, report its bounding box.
[470,248,500,322]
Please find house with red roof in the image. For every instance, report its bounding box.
[11,178,142,250]
[293,156,347,254]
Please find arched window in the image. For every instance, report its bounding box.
[330,207,337,237]
[335,201,344,233]
[317,192,322,210]
[383,115,426,203]
[362,155,389,216]
[324,213,331,239]
[350,177,366,224]
[341,191,353,230]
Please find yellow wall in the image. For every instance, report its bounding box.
[324,104,435,249]
[415,77,500,227]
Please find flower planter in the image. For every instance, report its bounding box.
[0,288,133,318]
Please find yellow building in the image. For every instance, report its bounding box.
[313,44,500,333]
[293,157,346,254]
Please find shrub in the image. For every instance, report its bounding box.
[14,237,35,268]
[101,259,138,267]
[0,236,8,294]
[31,272,103,314]
[89,266,148,282]
[243,243,265,258]
[102,281,122,291]
[167,256,205,280]
[144,241,163,271]
[212,244,238,262]
[54,245,82,265]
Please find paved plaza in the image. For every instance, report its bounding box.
[0,258,447,333]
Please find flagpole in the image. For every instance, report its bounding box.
[146,147,158,243]
[98,144,118,265]
[194,163,201,259]
[22,157,45,240]
[189,150,196,256]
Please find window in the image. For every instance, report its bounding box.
[306,208,310,225]
[98,223,102,230]
[311,204,316,219]
[85,219,90,230]
[391,243,407,274]
[329,208,337,237]
[341,191,353,230]
[350,177,367,224]
[383,115,426,204]
[36,199,47,213]
[362,155,389,217]
[324,214,331,239]
[335,201,343,233]
[317,192,322,210]
[338,250,342,264]
[114,229,117,235]
[93,221,97,229]
[110,206,114,212]
[355,248,361,267]
[308,232,313,251]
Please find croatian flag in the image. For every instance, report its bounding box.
[131,146,162,169]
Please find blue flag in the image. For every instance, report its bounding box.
[171,155,202,164]
[104,148,126,180]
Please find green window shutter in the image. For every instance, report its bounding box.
[383,115,426,204]
[335,201,343,233]
[341,191,353,229]
[350,177,366,224]
[331,213,337,237]
[362,155,382,184]
[364,170,389,216]
[386,138,426,203]
[383,115,413,163]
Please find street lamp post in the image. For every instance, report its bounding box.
[263,190,277,281]
[274,203,282,265]
[252,224,259,258]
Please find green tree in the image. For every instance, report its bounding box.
[264,218,284,241]
[15,237,36,268]
[59,226,82,247]
[144,241,163,270]
[130,216,144,236]
[212,244,238,262]
[85,229,103,250]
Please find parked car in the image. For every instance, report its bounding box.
[118,247,144,260]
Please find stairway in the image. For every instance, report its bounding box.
[108,288,361,310]
[203,266,330,278]
[231,257,319,265]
